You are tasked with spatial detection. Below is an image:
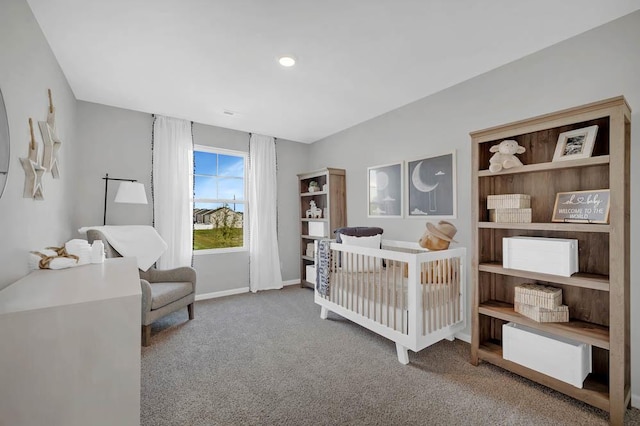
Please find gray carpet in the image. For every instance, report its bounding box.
[141,286,639,425]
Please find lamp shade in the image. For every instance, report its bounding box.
[114,181,148,204]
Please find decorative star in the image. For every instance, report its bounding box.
[20,118,46,200]
[39,119,61,179]
[20,156,46,200]
[41,89,61,179]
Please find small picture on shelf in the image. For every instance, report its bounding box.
[551,189,610,224]
[552,125,598,162]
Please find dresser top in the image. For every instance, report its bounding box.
[0,258,141,314]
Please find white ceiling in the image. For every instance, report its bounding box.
[26,1,640,143]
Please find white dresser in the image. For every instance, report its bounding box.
[0,258,141,426]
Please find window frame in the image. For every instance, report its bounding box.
[193,144,248,255]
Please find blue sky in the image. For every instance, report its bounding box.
[194,151,245,211]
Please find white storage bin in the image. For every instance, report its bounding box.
[503,322,591,388]
[503,236,578,277]
[306,265,316,285]
[308,221,327,237]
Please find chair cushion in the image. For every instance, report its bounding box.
[150,282,193,310]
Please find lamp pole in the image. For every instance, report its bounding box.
[102,173,138,225]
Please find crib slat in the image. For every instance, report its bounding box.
[428,261,434,334]
[443,259,451,327]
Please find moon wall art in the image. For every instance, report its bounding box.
[407,152,456,218]
[367,162,403,218]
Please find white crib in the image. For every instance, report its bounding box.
[314,239,466,364]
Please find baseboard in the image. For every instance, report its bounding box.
[195,287,249,301]
[283,279,301,287]
[632,393,639,409]
[454,332,471,343]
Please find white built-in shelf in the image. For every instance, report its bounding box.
[301,218,328,222]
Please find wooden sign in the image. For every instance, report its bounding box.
[552,189,610,224]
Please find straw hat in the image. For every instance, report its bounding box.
[426,221,458,243]
[419,221,458,250]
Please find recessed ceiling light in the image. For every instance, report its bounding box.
[278,56,296,67]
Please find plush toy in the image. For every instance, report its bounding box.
[489,140,526,173]
[418,221,458,251]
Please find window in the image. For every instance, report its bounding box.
[193,145,247,253]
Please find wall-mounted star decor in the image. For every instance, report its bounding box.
[20,118,46,200]
[40,89,61,179]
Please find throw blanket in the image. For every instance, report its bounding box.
[78,225,168,271]
[316,239,332,297]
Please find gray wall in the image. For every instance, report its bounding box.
[0,0,78,289]
[309,11,640,404]
[74,102,309,295]
[73,101,153,229]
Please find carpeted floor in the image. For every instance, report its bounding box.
[141,286,639,425]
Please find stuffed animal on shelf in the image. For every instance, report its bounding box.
[306,200,322,218]
[489,139,526,173]
[418,220,458,251]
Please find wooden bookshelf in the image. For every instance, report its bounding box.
[470,97,631,424]
[298,168,346,288]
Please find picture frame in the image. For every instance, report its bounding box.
[406,151,456,219]
[367,162,403,218]
[552,125,598,162]
[551,189,610,224]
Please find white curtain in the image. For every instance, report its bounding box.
[152,115,193,269]
[248,134,283,292]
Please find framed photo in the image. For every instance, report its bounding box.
[367,162,403,218]
[552,125,598,162]
[552,189,610,224]
[407,151,456,218]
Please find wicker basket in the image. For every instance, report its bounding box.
[489,208,532,223]
[514,302,569,323]
[515,283,562,309]
[487,194,530,209]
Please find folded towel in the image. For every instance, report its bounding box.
[78,225,168,271]
[29,247,80,270]
[65,239,92,265]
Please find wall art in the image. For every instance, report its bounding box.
[407,151,456,218]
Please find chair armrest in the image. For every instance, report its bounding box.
[140,267,197,288]
[140,279,152,313]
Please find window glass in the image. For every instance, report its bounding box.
[193,146,246,251]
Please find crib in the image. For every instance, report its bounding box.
[314,239,466,364]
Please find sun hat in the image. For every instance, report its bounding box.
[425,221,458,243]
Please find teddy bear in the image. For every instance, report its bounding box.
[489,140,526,173]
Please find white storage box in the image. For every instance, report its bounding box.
[306,265,316,285]
[503,323,591,388]
[503,236,578,277]
[487,194,530,209]
[308,221,327,237]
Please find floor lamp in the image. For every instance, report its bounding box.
[102,173,148,225]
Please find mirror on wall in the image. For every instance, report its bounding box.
[0,88,8,198]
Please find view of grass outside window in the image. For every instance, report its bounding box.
[193,146,246,251]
